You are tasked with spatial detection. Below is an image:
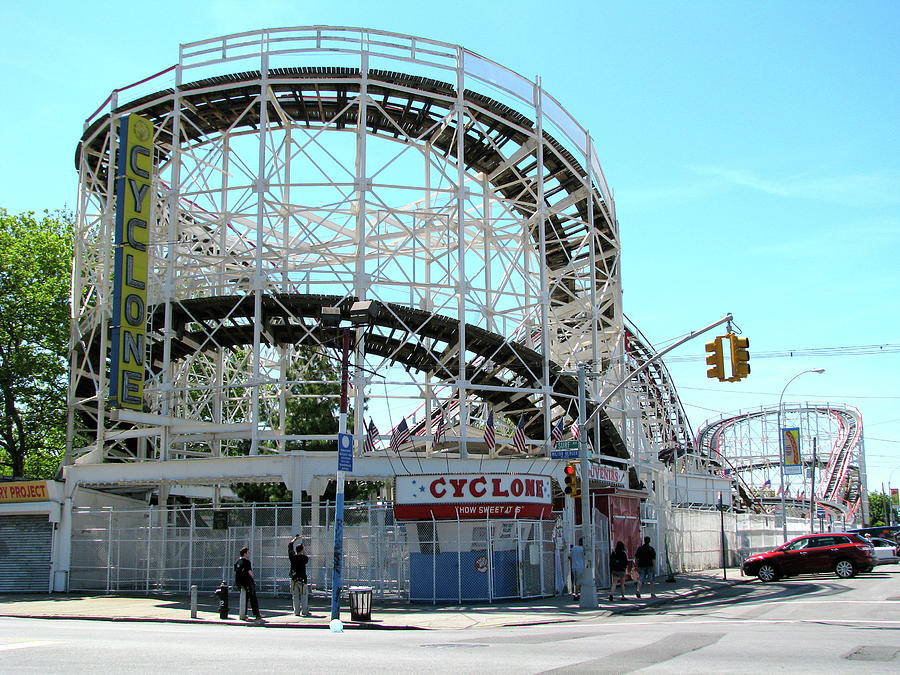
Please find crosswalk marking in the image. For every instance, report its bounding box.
[0,641,60,652]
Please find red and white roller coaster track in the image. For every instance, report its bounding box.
[696,404,864,517]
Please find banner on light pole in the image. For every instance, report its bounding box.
[782,427,802,475]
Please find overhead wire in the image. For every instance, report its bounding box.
[664,343,900,362]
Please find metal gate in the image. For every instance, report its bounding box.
[0,515,53,592]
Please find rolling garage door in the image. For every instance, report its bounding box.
[0,515,52,592]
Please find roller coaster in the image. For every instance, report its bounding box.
[63,27,826,519]
[65,27,636,474]
[696,403,866,520]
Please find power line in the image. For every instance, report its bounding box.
[678,385,900,400]
[665,343,900,363]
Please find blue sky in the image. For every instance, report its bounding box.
[2,1,898,495]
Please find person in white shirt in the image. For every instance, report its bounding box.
[569,538,586,601]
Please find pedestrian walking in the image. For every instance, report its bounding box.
[634,536,657,598]
[234,546,261,621]
[609,540,628,601]
[288,535,311,616]
[569,538,586,601]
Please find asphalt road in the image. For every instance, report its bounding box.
[1,566,898,673]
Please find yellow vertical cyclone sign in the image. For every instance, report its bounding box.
[109,114,153,410]
[782,427,801,476]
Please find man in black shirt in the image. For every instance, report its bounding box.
[634,536,657,599]
[234,546,262,620]
[288,535,311,616]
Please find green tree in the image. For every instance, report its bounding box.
[282,347,342,453]
[868,491,892,526]
[0,209,72,478]
[233,346,384,503]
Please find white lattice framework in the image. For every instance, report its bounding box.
[696,403,866,520]
[65,27,637,469]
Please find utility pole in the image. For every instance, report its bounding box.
[718,491,727,580]
[570,312,736,610]
[809,438,817,534]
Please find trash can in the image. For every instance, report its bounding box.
[348,586,373,621]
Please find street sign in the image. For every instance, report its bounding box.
[338,432,353,472]
[555,440,579,449]
[551,450,579,460]
[817,508,825,518]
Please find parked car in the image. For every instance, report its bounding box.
[868,537,900,565]
[849,525,900,540]
[741,533,876,582]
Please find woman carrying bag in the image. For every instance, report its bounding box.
[609,540,629,601]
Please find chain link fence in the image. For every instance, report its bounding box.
[70,503,556,602]
[666,507,820,572]
[69,502,837,599]
[70,502,407,599]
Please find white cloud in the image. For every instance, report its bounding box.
[687,165,900,208]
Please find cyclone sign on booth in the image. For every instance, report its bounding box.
[393,473,553,521]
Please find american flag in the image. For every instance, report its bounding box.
[364,418,379,453]
[513,416,527,454]
[762,479,772,488]
[571,421,580,440]
[484,410,496,450]
[551,418,564,443]
[433,407,446,445]
[389,417,411,452]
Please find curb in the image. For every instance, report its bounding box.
[0,575,751,630]
[0,612,424,630]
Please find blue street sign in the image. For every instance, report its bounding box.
[551,450,579,460]
[338,433,353,472]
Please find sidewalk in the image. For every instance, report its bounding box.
[0,568,750,630]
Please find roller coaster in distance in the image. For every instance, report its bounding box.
[696,403,865,522]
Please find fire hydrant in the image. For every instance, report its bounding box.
[214,581,229,619]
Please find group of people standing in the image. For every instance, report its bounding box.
[570,536,657,602]
[234,533,655,615]
[232,535,310,621]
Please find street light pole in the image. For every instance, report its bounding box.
[778,368,825,542]
[330,328,351,621]
[577,363,598,609]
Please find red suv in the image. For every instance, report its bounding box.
[741,533,876,582]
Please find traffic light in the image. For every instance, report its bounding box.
[728,334,750,381]
[563,461,581,497]
[705,336,726,381]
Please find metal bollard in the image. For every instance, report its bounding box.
[190,585,198,618]
[239,587,248,621]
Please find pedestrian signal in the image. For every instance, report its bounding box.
[564,461,581,498]
[705,337,726,381]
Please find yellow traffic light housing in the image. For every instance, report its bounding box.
[563,461,581,497]
[705,337,726,381]
[728,334,750,381]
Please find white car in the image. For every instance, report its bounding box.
[869,537,900,565]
